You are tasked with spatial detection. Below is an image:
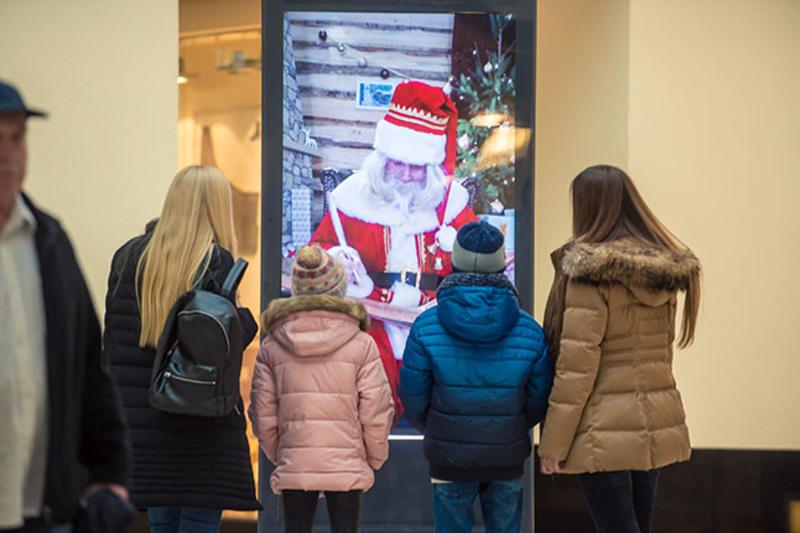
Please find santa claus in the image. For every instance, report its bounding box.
[310,81,478,418]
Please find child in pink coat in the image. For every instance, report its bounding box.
[249,244,394,533]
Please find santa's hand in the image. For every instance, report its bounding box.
[329,245,374,299]
[390,281,424,308]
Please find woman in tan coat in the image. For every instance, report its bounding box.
[538,165,701,533]
[249,244,394,533]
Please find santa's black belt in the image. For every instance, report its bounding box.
[368,271,441,291]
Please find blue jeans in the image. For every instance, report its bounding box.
[433,479,523,533]
[577,469,660,533]
[147,507,222,533]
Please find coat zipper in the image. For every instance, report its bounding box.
[164,371,216,385]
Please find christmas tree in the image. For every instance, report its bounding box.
[454,14,516,214]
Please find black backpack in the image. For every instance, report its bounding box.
[148,258,248,417]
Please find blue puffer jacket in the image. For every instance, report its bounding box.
[399,274,553,482]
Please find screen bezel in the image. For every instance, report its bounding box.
[262,1,537,531]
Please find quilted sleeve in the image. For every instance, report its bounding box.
[357,338,395,470]
[538,280,608,461]
[398,322,432,432]
[248,341,280,463]
[525,331,553,428]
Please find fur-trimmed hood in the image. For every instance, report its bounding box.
[262,295,370,332]
[560,239,700,293]
[262,296,370,357]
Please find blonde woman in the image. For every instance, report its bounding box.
[103,166,259,533]
[538,165,701,533]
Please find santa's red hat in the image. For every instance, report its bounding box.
[373,81,458,175]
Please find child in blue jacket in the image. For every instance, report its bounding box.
[399,220,553,533]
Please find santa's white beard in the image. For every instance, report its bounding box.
[388,182,423,217]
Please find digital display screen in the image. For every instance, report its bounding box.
[281,11,518,428]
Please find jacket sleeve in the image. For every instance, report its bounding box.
[525,330,553,427]
[538,280,608,462]
[80,247,130,486]
[308,211,339,250]
[248,341,280,463]
[398,322,432,432]
[357,338,395,470]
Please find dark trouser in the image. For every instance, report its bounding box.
[432,479,523,533]
[282,490,362,533]
[577,469,660,533]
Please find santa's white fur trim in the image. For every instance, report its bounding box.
[331,170,470,234]
[390,282,423,308]
[435,225,457,253]
[373,119,446,166]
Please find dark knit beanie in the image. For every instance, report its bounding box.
[291,245,347,297]
[451,220,506,273]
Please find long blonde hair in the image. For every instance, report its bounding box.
[136,165,237,347]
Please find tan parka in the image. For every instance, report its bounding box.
[538,239,700,473]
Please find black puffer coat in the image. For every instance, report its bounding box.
[102,227,260,510]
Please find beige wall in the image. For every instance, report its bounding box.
[535,0,800,449]
[535,0,630,314]
[0,0,179,311]
[627,0,800,449]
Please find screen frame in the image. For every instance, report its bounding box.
[262,1,537,531]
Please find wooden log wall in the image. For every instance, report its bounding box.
[287,12,455,172]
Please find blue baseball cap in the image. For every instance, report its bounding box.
[0,80,47,118]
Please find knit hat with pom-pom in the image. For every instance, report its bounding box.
[291,244,347,297]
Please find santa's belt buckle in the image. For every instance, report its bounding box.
[400,268,422,289]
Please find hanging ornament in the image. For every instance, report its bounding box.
[483,62,494,74]
[337,43,346,53]
[380,68,390,80]
[318,30,328,42]
[457,134,471,150]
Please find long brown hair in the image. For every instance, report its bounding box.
[545,165,700,354]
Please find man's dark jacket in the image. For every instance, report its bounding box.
[23,194,130,524]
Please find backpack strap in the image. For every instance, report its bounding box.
[221,258,248,301]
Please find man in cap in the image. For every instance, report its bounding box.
[0,80,130,532]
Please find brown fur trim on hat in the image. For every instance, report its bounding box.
[261,295,370,332]
[561,239,700,292]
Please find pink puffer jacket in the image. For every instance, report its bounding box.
[249,295,394,493]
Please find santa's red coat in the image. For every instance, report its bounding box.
[309,171,478,417]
